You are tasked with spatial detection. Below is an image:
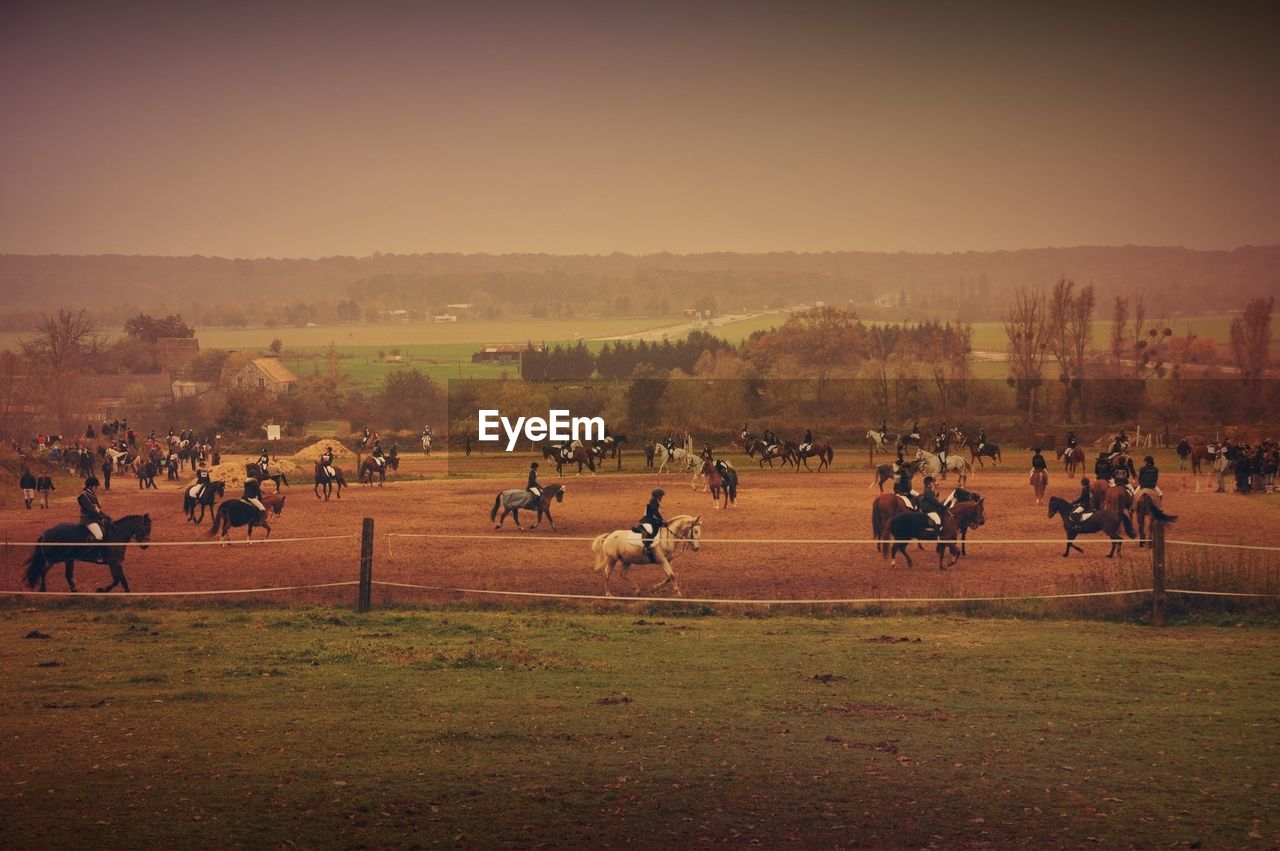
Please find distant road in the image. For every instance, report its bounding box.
[592,311,774,342]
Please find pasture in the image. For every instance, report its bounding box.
[2,444,1277,849]
[1,606,1276,848]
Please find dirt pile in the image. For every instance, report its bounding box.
[292,440,355,463]
[204,459,301,486]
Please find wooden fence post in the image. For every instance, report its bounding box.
[1151,520,1166,627]
[358,517,374,613]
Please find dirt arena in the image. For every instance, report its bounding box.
[2,448,1277,604]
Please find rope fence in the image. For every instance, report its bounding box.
[1,519,1276,617]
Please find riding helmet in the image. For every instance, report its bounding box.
[531,462,539,469]
[1145,455,1155,464]
[1081,477,1090,484]
[84,476,99,488]
[652,488,665,499]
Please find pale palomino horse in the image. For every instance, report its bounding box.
[655,443,696,475]
[420,433,432,455]
[591,514,702,597]
[914,448,971,485]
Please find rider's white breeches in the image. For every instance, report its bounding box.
[86,523,104,541]
[248,497,265,512]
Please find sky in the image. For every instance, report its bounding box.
[2,0,1279,258]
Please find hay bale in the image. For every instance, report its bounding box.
[204,459,301,486]
[292,440,356,463]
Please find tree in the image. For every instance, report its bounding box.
[1002,287,1051,420]
[1230,296,1274,403]
[745,307,865,397]
[1046,278,1095,421]
[20,309,98,373]
[270,338,283,355]
[380,369,446,430]
[1109,296,1129,365]
[123,313,194,344]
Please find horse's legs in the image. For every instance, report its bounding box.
[652,555,681,596]
[63,560,76,592]
[98,560,127,593]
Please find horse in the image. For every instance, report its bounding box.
[359,454,399,486]
[490,483,566,531]
[969,442,1002,467]
[591,514,702,597]
[183,479,225,523]
[208,493,286,540]
[1102,484,1131,516]
[946,499,986,558]
[865,429,898,461]
[1176,438,1192,470]
[420,433,432,455]
[1047,495,1135,558]
[246,462,290,492]
[1058,446,1086,476]
[1030,469,1049,505]
[914,449,971,484]
[24,514,152,593]
[699,460,738,509]
[870,491,916,549]
[1135,492,1177,549]
[792,441,834,472]
[869,459,923,492]
[1108,452,1136,481]
[654,444,694,475]
[744,439,794,469]
[600,434,627,458]
[314,462,347,500]
[1089,479,1111,509]
[552,445,597,477]
[879,511,963,569]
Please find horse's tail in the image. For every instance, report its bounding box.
[878,519,894,558]
[490,492,502,522]
[1142,496,1178,524]
[24,541,47,589]
[871,502,882,544]
[591,533,609,573]
[823,446,834,465]
[1120,512,1136,539]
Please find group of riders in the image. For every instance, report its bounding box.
[1181,435,1279,494]
[870,419,993,461]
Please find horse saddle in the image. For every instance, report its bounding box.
[187,484,204,499]
[896,494,917,510]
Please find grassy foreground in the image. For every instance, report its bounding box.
[1,607,1276,849]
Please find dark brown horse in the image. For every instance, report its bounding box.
[1047,496,1135,558]
[871,491,914,548]
[1030,469,1048,505]
[359,454,399,486]
[791,441,834,472]
[879,511,963,569]
[314,462,347,500]
[209,493,286,540]
[1102,484,1132,515]
[24,514,152,593]
[490,483,566,531]
[699,460,738,509]
[1058,446,1085,476]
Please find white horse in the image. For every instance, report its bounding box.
[914,448,971,485]
[420,433,432,455]
[866,429,897,455]
[591,514,703,597]
[654,444,696,475]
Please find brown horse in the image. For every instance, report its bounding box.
[1047,496,1135,558]
[792,441,835,472]
[1102,484,1131,515]
[1030,469,1048,505]
[879,511,963,569]
[1089,479,1111,509]
[699,460,738,509]
[314,462,347,500]
[1135,492,1177,548]
[871,491,914,548]
[1058,446,1085,476]
[359,454,399,486]
[1188,443,1213,475]
[208,493,287,541]
[745,439,796,469]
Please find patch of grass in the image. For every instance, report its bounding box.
[0,607,1276,849]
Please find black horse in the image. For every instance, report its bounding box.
[1047,496,1135,558]
[314,462,347,501]
[969,442,1002,466]
[879,510,963,569]
[184,480,225,523]
[24,514,152,593]
[136,459,159,489]
[208,494,286,540]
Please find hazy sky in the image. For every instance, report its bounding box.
[3,0,1278,257]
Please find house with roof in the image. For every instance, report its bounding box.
[471,343,545,365]
[82,373,175,419]
[225,357,299,397]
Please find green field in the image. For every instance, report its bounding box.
[1,606,1274,849]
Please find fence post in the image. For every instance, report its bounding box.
[358,517,374,613]
[1151,520,1166,627]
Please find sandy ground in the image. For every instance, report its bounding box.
[2,448,1276,603]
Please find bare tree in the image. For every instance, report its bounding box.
[1230,296,1274,400]
[1047,278,1095,421]
[20,309,99,374]
[1003,286,1051,421]
[1110,296,1129,365]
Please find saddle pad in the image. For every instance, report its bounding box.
[187,484,202,498]
[896,494,914,509]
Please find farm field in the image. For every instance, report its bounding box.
[1,607,1276,849]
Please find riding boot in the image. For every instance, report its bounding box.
[643,543,655,563]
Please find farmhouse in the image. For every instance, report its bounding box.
[226,357,298,397]
[471,343,545,365]
[84,373,174,418]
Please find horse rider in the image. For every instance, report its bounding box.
[1070,477,1093,531]
[934,425,949,465]
[319,446,336,479]
[78,476,110,560]
[878,418,888,439]
[527,462,542,508]
[703,447,730,479]
[257,447,271,478]
[1111,458,1130,489]
[1136,455,1163,505]
[663,433,676,453]
[1094,451,1113,481]
[1065,430,1078,451]
[637,488,666,562]
[1110,430,1127,455]
[977,428,988,453]
[917,476,947,532]
[371,440,387,470]
[799,429,814,455]
[20,467,37,509]
[763,429,777,448]
[908,420,921,444]
[190,461,212,501]
[1030,446,1047,481]
[892,453,915,502]
[242,475,266,516]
